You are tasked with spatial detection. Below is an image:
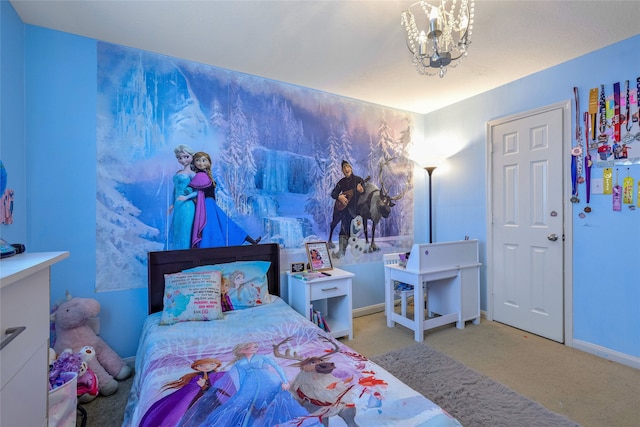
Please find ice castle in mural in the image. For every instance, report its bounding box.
[95,43,415,291]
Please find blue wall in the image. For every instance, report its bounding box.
[0,0,27,244]
[4,0,639,366]
[422,36,640,364]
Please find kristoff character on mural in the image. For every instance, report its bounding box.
[330,160,365,258]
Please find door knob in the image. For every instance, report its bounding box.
[547,233,558,241]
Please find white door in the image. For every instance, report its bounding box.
[489,102,569,343]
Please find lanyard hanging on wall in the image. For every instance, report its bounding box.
[613,82,621,143]
[571,87,582,203]
[583,112,592,213]
[622,80,633,144]
[636,77,640,140]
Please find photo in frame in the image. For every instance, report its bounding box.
[290,262,306,273]
[305,242,333,272]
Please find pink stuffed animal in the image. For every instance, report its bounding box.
[52,293,132,396]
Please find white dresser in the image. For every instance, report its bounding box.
[1,251,69,427]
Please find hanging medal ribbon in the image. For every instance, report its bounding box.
[570,155,579,203]
[613,82,621,143]
[571,88,583,199]
[589,88,599,144]
[622,80,633,144]
[583,112,592,213]
[623,169,634,205]
[636,77,640,141]
[603,167,613,195]
[637,181,640,208]
[597,85,611,159]
[612,169,621,212]
[599,85,607,139]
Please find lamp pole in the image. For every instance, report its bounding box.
[425,166,437,243]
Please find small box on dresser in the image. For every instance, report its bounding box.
[1,251,69,427]
[287,268,354,340]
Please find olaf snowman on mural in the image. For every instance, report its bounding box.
[348,215,369,259]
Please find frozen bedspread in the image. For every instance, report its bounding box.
[122,297,461,427]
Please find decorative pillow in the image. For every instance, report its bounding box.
[184,261,271,310]
[160,271,224,325]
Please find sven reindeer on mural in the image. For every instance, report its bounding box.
[355,157,410,252]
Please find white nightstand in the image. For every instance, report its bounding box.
[287,268,354,340]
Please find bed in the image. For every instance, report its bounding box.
[122,243,462,427]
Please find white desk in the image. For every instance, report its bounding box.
[384,241,480,342]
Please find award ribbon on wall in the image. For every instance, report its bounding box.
[612,169,622,212]
[622,169,634,205]
[603,167,613,195]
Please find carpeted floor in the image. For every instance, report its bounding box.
[371,343,579,427]
[76,375,132,427]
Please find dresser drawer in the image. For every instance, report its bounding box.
[1,268,50,389]
[1,341,48,427]
[309,279,349,300]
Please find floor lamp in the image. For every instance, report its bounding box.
[425,166,437,243]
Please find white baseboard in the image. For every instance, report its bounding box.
[352,303,385,318]
[572,339,640,370]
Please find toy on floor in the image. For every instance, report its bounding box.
[49,346,100,402]
[51,292,132,396]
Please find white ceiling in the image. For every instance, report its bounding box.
[10,0,640,114]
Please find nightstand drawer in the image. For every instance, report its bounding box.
[309,279,348,300]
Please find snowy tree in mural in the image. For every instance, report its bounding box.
[96,43,417,291]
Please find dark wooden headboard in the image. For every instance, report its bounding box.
[147,243,281,314]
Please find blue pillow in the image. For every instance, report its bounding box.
[184,261,272,310]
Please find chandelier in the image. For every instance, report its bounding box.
[401,0,474,77]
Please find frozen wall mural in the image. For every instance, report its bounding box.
[96,43,415,291]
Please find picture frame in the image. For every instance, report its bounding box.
[305,241,333,272]
[290,262,306,273]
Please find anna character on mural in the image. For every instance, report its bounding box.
[139,357,226,427]
[188,152,261,248]
[168,144,197,250]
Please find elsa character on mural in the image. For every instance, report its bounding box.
[168,145,196,250]
[188,152,261,248]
